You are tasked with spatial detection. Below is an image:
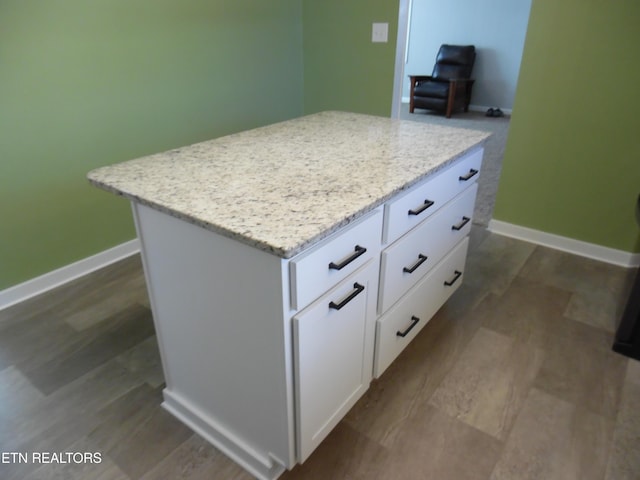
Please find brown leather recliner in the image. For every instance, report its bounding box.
[409,45,476,118]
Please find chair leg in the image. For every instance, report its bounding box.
[446,81,457,118]
[409,76,417,113]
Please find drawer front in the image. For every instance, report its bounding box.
[374,237,469,378]
[378,183,477,314]
[293,260,378,462]
[290,208,382,310]
[383,147,483,244]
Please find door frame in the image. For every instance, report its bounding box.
[391,0,412,118]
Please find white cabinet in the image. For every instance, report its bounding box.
[131,146,483,480]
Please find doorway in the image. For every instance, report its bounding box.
[391,0,532,118]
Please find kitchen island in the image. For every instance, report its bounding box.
[88,111,490,479]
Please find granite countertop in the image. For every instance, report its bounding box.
[88,111,490,258]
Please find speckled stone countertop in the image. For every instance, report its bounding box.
[88,111,490,258]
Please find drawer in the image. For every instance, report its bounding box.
[290,208,382,310]
[374,236,469,378]
[383,147,483,244]
[378,183,477,314]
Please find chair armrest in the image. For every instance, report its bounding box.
[408,75,433,81]
[409,75,435,91]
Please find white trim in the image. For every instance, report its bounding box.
[468,104,513,115]
[0,239,140,311]
[399,98,512,116]
[391,0,411,118]
[488,220,640,268]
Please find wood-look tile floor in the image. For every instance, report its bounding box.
[1,225,639,480]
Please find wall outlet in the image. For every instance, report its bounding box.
[372,23,388,43]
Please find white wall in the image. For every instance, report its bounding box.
[403,0,532,111]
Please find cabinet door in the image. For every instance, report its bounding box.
[293,260,377,462]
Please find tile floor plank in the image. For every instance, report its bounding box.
[22,437,130,480]
[139,434,253,480]
[103,405,194,479]
[376,404,503,480]
[21,305,155,395]
[490,388,614,480]
[604,360,640,479]
[280,422,390,480]
[1,360,145,454]
[115,335,165,389]
[428,327,544,440]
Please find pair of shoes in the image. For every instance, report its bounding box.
[485,107,504,117]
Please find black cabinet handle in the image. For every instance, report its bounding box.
[451,216,471,231]
[396,316,420,338]
[329,283,365,310]
[459,169,478,181]
[328,245,367,271]
[403,254,428,274]
[408,199,435,216]
[444,270,462,286]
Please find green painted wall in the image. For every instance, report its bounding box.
[493,0,640,253]
[302,0,399,116]
[0,0,303,290]
[11,0,637,293]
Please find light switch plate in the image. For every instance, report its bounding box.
[372,22,388,43]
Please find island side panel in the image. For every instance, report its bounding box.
[132,203,295,477]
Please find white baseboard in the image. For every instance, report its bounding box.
[468,104,513,115]
[400,98,512,115]
[488,220,640,268]
[0,239,141,311]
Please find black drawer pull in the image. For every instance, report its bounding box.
[403,254,428,274]
[397,316,420,338]
[329,283,365,310]
[444,270,462,286]
[451,216,471,231]
[328,245,367,271]
[408,199,435,216]
[459,169,478,181]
